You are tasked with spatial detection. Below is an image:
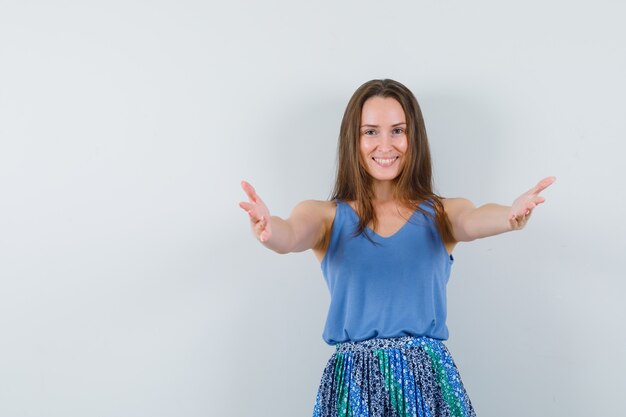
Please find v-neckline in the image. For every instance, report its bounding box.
[343,201,422,239]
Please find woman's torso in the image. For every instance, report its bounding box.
[316,199,455,345]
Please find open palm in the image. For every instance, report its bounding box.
[239,180,272,242]
[509,176,556,230]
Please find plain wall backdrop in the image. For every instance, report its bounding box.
[1,1,625,416]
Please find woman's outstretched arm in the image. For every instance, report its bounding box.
[239,180,329,254]
[444,176,556,242]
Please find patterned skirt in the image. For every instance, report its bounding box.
[312,336,476,417]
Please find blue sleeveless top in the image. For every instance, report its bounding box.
[320,199,454,345]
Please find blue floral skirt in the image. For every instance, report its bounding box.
[312,336,476,417]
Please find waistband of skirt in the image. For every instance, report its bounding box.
[334,335,443,353]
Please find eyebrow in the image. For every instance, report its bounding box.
[360,122,407,128]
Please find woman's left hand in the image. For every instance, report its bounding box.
[509,176,556,230]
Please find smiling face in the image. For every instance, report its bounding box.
[359,96,408,183]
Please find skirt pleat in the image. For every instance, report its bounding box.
[312,336,476,417]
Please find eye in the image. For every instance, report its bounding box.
[363,129,376,136]
[392,128,405,135]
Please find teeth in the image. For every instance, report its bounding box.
[373,157,397,165]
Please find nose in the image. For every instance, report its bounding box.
[377,132,394,151]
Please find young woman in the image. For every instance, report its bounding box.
[239,79,555,417]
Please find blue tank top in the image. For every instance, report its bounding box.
[320,199,454,345]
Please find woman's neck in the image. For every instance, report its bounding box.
[371,181,396,203]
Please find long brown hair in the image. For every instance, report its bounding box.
[331,79,454,244]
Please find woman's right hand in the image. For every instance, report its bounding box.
[239,180,272,242]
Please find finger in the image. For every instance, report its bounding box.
[248,209,262,222]
[512,212,530,229]
[253,215,265,234]
[240,201,268,223]
[533,176,556,194]
[513,205,531,218]
[239,201,260,221]
[241,180,259,203]
[513,198,541,218]
[260,220,272,242]
[257,216,269,241]
[516,209,533,226]
[241,202,261,222]
[240,180,257,202]
[532,196,546,206]
[239,201,253,212]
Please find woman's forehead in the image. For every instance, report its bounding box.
[361,97,406,125]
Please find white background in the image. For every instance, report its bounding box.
[1,1,625,416]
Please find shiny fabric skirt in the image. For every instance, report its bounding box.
[312,336,476,417]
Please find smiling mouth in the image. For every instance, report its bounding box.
[372,156,399,167]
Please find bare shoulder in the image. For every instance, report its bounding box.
[290,199,338,238]
[293,200,337,262]
[292,199,337,220]
[442,197,475,216]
